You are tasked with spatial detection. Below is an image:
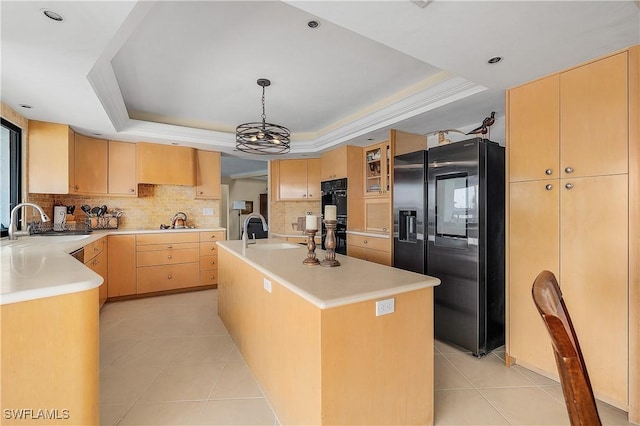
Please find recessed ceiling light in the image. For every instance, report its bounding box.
[307,20,320,29]
[487,56,502,64]
[42,10,64,22]
[93,133,101,136]
[19,104,32,109]
[367,138,374,141]
[171,142,179,146]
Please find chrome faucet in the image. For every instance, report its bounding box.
[8,203,50,240]
[242,213,268,248]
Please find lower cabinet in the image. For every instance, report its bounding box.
[84,237,108,308]
[347,234,391,266]
[136,232,200,294]
[199,230,226,287]
[107,235,137,297]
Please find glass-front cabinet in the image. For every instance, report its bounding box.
[364,141,391,197]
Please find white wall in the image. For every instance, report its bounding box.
[228,178,267,240]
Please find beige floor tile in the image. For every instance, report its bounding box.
[434,354,473,390]
[112,336,189,366]
[481,387,570,425]
[100,403,132,426]
[434,339,471,354]
[139,362,225,402]
[100,334,140,371]
[209,362,264,399]
[119,401,206,425]
[514,365,560,386]
[100,362,165,405]
[227,345,245,363]
[198,398,275,426]
[444,352,533,388]
[176,335,235,364]
[434,389,508,425]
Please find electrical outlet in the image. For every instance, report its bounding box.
[375,298,395,316]
[203,208,214,216]
[263,278,272,293]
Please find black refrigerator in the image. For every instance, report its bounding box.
[393,150,427,274]
[426,138,505,357]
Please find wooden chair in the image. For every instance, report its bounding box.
[531,270,602,426]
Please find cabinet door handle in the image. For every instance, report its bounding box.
[210,246,215,250]
[129,188,135,192]
[210,260,215,265]
[167,255,172,259]
[545,169,553,175]
[167,274,172,279]
[303,194,307,197]
[565,167,574,174]
[308,194,312,197]
[198,191,204,195]
[94,247,99,252]
[364,240,368,244]
[210,235,216,239]
[545,184,553,190]
[565,183,574,190]
[167,245,172,249]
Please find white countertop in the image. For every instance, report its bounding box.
[0,227,226,306]
[217,239,439,309]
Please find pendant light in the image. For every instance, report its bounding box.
[236,78,290,155]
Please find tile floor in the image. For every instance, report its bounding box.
[100,289,632,425]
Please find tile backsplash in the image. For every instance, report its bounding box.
[27,184,221,230]
[269,200,321,235]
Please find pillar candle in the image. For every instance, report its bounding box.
[324,205,337,221]
[306,214,318,231]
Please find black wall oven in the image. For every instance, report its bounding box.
[321,178,347,254]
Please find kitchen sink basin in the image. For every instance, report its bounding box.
[248,242,300,250]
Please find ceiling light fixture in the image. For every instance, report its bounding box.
[308,20,320,29]
[487,56,502,64]
[43,10,64,22]
[236,78,290,155]
[19,104,32,109]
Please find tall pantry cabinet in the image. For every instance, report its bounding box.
[507,46,639,418]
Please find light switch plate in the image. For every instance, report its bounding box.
[203,208,214,216]
[263,278,272,293]
[376,298,395,316]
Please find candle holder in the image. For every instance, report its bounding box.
[303,230,320,266]
[321,220,341,267]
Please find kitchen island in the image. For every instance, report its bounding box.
[217,239,440,425]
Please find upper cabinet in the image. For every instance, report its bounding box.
[509,51,628,182]
[28,121,75,194]
[137,142,196,186]
[74,134,108,195]
[364,141,391,197]
[195,150,221,199]
[321,146,349,181]
[108,141,137,196]
[560,52,628,178]
[276,158,321,201]
[28,121,107,195]
[507,75,560,182]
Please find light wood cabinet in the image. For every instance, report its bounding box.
[508,75,560,182]
[137,142,196,186]
[27,120,75,194]
[364,141,391,197]
[74,134,108,194]
[135,232,200,294]
[364,198,390,233]
[560,52,628,178]
[277,158,321,200]
[107,235,136,297]
[321,146,355,180]
[347,234,391,266]
[507,48,635,410]
[195,150,221,199]
[108,141,137,196]
[199,230,225,287]
[84,237,108,309]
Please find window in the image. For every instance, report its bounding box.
[1,118,22,238]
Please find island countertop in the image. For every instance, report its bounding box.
[217,239,440,309]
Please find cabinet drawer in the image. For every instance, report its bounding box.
[347,234,390,252]
[199,231,225,242]
[136,232,199,245]
[200,255,218,270]
[137,242,199,252]
[137,248,199,267]
[199,241,219,256]
[347,245,391,266]
[200,270,218,286]
[137,262,199,294]
[84,238,106,261]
